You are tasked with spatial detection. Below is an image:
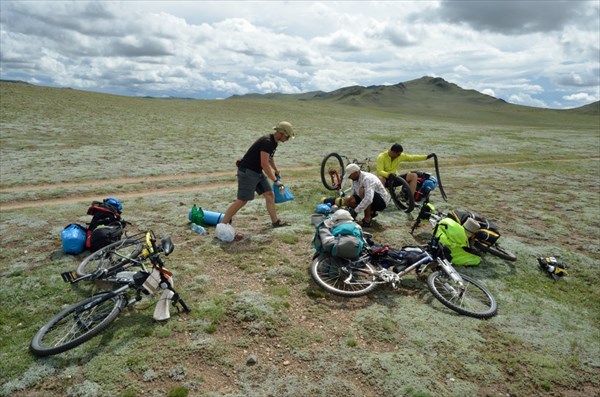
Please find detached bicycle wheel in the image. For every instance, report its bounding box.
[320,153,344,191]
[427,271,497,319]
[310,254,378,297]
[30,292,126,356]
[473,241,517,262]
[77,238,144,277]
[388,177,415,213]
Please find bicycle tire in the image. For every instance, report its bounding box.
[320,153,344,191]
[473,241,517,262]
[310,254,378,297]
[427,271,497,319]
[388,176,415,213]
[77,238,144,277]
[30,292,126,356]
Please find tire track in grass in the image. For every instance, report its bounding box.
[1,158,596,211]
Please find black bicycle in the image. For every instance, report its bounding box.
[30,231,190,356]
[411,203,517,262]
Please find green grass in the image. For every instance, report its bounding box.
[1,81,599,397]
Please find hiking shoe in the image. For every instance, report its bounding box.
[359,219,372,227]
[272,219,291,228]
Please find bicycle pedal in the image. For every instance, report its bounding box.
[61,271,78,283]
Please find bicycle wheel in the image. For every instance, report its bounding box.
[310,254,378,297]
[320,153,344,191]
[427,271,497,319]
[30,292,126,356]
[388,176,415,213]
[77,238,144,277]
[473,241,517,262]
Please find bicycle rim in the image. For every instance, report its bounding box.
[310,254,378,297]
[475,241,517,262]
[77,238,144,277]
[427,271,497,319]
[30,292,125,356]
[320,153,344,191]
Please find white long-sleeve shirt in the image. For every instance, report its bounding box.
[350,171,390,213]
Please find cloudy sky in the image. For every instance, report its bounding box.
[1,1,598,109]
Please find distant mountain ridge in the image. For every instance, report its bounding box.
[229,76,599,116]
[2,77,598,116]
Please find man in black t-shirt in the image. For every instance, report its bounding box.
[221,121,295,230]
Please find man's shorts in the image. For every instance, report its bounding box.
[237,167,272,201]
[352,192,387,211]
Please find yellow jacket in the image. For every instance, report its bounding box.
[376,150,428,178]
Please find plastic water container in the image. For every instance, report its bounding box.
[202,210,225,225]
[191,223,207,234]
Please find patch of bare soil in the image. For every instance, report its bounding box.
[1,158,596,211]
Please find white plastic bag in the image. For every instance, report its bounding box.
[216,223,235,242]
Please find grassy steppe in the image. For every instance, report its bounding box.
[1,81,599,397]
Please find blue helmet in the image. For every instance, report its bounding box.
[104,197,123,213]
[421,178,437,192]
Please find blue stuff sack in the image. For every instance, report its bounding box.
[315,203,332,214]
[273,184,295,203]
[61,224,87,254]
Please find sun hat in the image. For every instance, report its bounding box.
[324,209,354,228]
[273,121,294,139]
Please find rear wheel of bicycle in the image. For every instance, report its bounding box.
[77,238,144,277]
[473,241,517,262]
[310,254,378,297]
[30,292,126,356]
[320,153,344,191]
[427,271,497,319]
[388,177,415,213]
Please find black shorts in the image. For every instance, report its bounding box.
[237,167,272,201]
[352,192,387,211]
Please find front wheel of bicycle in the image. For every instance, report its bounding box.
[427,271,497,319]
[30,292,126,356]
[473,241,517,262]
[310,254,378,297]
[76,238,144,277]
[320,153,344,191]
[388,177,415,213]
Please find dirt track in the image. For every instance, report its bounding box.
[1,158,596,211]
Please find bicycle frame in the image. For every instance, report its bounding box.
[62,230,190,312]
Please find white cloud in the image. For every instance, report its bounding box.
[0,0,598,108]
[563,92,598,102]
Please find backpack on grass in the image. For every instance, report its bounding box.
[313,220,365,259]
[86,198,125,252]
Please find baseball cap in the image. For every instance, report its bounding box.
[344,163,360,178]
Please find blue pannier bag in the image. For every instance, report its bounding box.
[61,223,87,255]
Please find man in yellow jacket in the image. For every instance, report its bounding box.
[376,143,434,195]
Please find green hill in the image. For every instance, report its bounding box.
[229,76,600,123]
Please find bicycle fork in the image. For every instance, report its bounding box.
[437,259,466,298]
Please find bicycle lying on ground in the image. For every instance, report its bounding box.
[320,152,447,213]
[310,230,498,319]
[411,202,517,262]
[30,231,190,357]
